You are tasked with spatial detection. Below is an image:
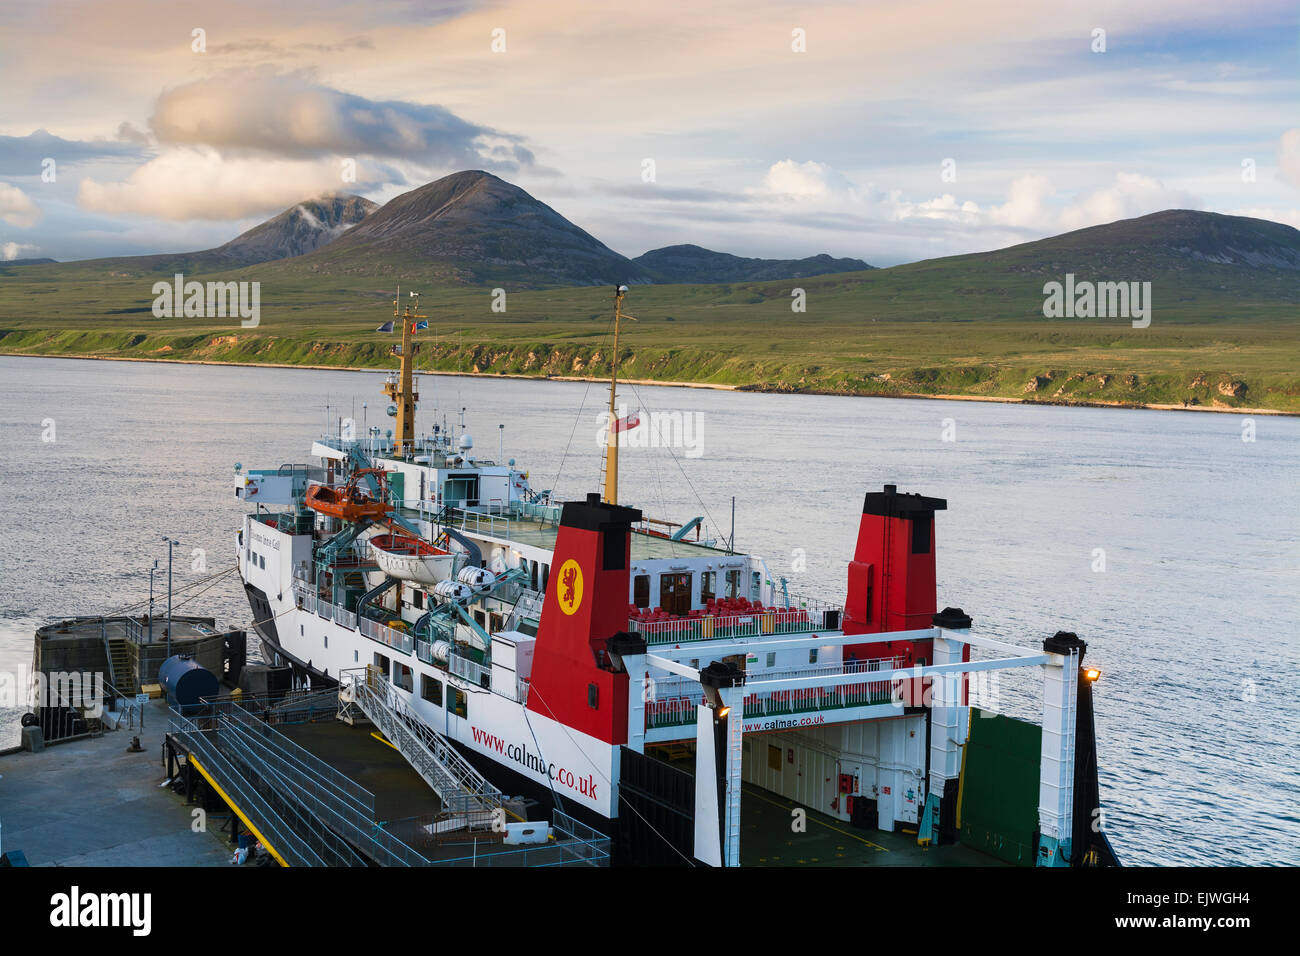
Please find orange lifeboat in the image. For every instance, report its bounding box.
[304,468,392,522]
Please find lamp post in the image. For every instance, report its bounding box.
[148,559,159,643]
[163,537,178,657]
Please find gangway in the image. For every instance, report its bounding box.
[339,667,504,829]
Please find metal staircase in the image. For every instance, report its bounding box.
[106,637,136,695]
[339,668,503,828]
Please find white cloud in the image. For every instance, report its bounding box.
[77,149,376,220]
[988,175,1054,229]
[752,162,1200,236]
[148,69,532,168]
[0,182,43,227]
[1278,128,1300,190]
[2,241,39,260]
[752,160,858,201]
[1059,173,1199,231]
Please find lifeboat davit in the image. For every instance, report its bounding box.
[369,533,456,585]
[304,468,392,523]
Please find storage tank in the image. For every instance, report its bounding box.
[158,655,219,707]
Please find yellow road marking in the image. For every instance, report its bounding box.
[188,755,288,867]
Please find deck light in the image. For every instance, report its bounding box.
[1084,667,1101,682]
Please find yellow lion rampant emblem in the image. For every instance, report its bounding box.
[557,559,583,615]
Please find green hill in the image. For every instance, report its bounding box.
[2,200,1297,412]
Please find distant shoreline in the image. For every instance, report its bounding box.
[1,350,1292,416]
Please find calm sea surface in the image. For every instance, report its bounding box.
[1,355,1296,865]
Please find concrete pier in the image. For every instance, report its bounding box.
[0,698,229,866]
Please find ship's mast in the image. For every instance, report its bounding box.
[604,284,628,504]
[383,286,423,459]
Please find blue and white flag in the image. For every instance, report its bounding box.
[413,319,428,331]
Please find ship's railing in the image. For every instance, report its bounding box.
[631,602,844,646]
[645,656,903,729]
[415,639,439,667]
[505,588,545,632]
[293,584,412,656]
[512,500,563,527]
[360,616,414,656]
[453,507,510,539]
[294,585,317,615]
[448,652,490,689]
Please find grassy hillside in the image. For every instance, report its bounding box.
[2,209,1297,412]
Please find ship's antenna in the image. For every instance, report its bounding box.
[604,284,631,504]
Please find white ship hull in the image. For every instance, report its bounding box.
[241,518,618,816]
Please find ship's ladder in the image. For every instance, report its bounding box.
[339,667,503,829]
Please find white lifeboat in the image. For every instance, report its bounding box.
[368,533,456,585]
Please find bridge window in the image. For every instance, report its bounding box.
[725,569,741,599]
[700,571,715,603]
[633,575,650,608]
[421,674,443,706]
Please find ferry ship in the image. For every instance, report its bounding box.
[234,288,1119,867]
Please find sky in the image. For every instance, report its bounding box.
[1,0,1297,266]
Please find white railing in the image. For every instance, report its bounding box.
[513,500,562,526]
[294,585,411,655]
[360,616,414,656]
[456,508,510,539]
[449,653,490,688]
